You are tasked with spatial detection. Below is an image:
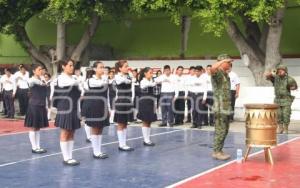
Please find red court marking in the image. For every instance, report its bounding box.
[0,119,55,135]
[173,137,300,188]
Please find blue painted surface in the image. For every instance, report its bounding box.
[0,126,296,188]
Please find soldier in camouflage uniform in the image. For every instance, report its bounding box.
[266,64,298,134]
[210,54,233,160]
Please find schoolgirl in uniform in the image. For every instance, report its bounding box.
[24,64,49,154]
[51,60,84,166]
[81,61,110,159]
[114,60,134,151]
[137,67,157,146]
[44,72,52,120]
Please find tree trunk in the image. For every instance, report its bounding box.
[264,5,286,72]
[15,25,52,71]
[180,15,191,59]
[226,20,274,86]
[71,14,100,62]
[54,22,66,75]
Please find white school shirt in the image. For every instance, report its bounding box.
[50,73,84,99]
[114,73,135,100]
[0,74,17,95]
[14,71,30,89]
[155,74,177,93]
[175,75,187,97]
[229,71,240,91]
[204,73,213,92]
[84,75,109,90]
[187,74,208,100]
[185,74,195,93]
[140,78,156,89]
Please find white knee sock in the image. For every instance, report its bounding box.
[142,127,150,143]
[147,127,151,142]
[110,110,115,123]
[47,108,51,119]
[29,131,37,150]
[84,124,91,140]
[35,131,41,149]
[68,140,74,159]
[123,128,127,146]
[60,141,69,161]
[91,135,100,156]
[117,130,124,147]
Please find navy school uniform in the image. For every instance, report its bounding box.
[24,77,49,128]
[52,73,83,130]
[113,73,134,124]
[81,75,110,128]
[137,78,157,122]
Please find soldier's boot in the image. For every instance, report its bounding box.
[283,125,289,134]
[277,124,284,134]
[212,151,231,161]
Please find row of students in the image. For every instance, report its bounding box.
[24,60,158,166]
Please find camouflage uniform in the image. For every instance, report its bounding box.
[211,67,231,152]
[269,65,297,130]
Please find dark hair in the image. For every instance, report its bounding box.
[31,64,42,71]
[105,66,111,71]
[57,59,75,73]
[195,66,203,71]
[177,66,184,70]
[5,68,12,73]
[74,61,81,70]
[86,69,94,79]
[19,64,26,70]
[189,66,195,70]
[44,72,51,78]
[139,67,152,82]
[207,65,212,68]
[93,61,103,68]
[163,65,170,70]
[115,60,127,73]
[91,61,103,75]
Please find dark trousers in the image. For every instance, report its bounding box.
[174,91,185,124]
[230,90,236,121]
[3,90,15,118]
[205,91,214,125]
[186,92,192,122]
[17,88,29,115]
[160,92,175,125]
[192,92,206,126]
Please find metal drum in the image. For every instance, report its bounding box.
[244,104,278,147]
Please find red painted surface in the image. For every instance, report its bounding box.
[0,119,55,135]
[176,138,300,188]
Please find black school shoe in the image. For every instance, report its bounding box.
[63,159,80,166]
[32,148,47,154]
[93,153,109,159]
[143,141,155,147]
[118,146,134,152]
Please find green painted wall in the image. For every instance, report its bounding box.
[0,8,300,64]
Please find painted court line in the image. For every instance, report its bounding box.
[166,136,300,188]
[0,129,182,168]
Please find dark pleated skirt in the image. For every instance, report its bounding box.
[114,98,134,124]
[55,109,81,130]
[81,100,110,128]
[25,105,49,128]
[137,96,157,122]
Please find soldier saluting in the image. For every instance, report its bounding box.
[266,64,298,134]
[211,54,233,160]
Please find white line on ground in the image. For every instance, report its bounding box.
[0,129,182,168]
[166,136,300,188]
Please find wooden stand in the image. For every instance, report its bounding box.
[244,146,274,165]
